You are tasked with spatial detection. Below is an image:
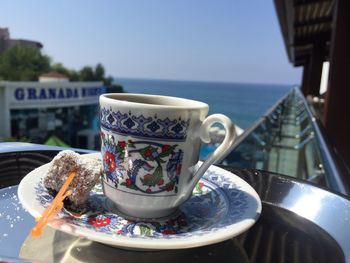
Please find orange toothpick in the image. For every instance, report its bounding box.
[31,171,77,237]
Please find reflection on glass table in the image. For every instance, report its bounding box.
[0,144,349,262]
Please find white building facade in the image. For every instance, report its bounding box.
[0,81,104,149]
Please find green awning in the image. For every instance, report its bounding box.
[44,135,70,147]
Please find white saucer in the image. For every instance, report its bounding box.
[18,153,261,250]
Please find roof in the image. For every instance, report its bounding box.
[274,0,334,66]
[39,71,68,79]
[9,39,43,49]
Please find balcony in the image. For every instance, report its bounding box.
[0,87,350,262]
[221,87,350,195]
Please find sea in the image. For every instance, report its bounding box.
[114,78,292,130]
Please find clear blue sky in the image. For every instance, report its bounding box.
[0,0,301,85]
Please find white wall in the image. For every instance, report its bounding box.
[320,61,330,95]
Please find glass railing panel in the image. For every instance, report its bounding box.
[220,87,345,192]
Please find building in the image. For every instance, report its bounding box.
[39,71,69,83]
[0,27,42,53]
[0,81,104,149]
[275,0,350,175]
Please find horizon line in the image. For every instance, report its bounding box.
[113,76,298,87]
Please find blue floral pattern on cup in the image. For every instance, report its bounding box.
[101,131,183,195]
[100,108,190,141]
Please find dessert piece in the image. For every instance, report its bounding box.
[44,150,102,210]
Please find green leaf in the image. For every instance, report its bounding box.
[195,183,202,194]
[116,144,123,153]
[141,166,163,187]
[116,145,121,152]
[128,142,136,148]
[139,224,152,236]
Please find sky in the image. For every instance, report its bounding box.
[0,0,302,85]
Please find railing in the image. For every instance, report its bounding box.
[221,87,350,195]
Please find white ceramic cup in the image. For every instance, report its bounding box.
[100,93,236,218]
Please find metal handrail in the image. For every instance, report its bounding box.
[294,88,350,195]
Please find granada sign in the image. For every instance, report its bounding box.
[7,82,104,108]
[14,86,102,100]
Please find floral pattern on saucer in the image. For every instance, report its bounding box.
[34,169,249,239]
[18,154,261,249]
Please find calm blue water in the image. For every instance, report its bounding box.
[114,78,291,129]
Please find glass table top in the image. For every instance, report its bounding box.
[0,167,348,263]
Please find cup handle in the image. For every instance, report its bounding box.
[196,114,236,179]
[176,114,236,204]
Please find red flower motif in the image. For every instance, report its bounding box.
[162,145,171,153]
[176,164,182,175]
[128,140,134,144]
[166,184,174,192]
[117,229,123,235]
[104,151,116,172]
[145,149,152,157]
[199,182,205,188]
[157,178,164,186]
[161,229,177,235]
[146,188,152,193]
[109,162,116,172]
[125,178,133,187]
[104,151,113,161]
[88,216,111,228]
[118,141,126,149]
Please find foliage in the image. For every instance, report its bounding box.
[94,63,105,80]
[0,45,50,81]
[51,62,117,88]
[80,66,95,81]
[0,44,122,91]
[50,63,79,81]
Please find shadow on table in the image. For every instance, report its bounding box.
[20,227,249,263]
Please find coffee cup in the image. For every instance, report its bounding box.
[99,93,236,218]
